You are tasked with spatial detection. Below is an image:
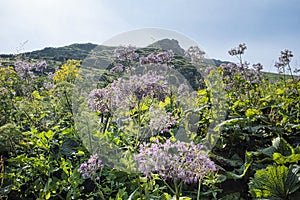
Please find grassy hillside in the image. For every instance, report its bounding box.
[0,39,294,84]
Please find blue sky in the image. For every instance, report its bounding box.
[1,0,300,72]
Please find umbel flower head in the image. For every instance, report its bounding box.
[14,60,48,80]
[88,70,169,113]
[113,45,139,62]
[78,154,103,180]
[228,43,247,56]
[88,88,111,113]
[139,50,174,66]
[274,49,293,73]
[220,62,263,90]
[184,46,205,63]
[134,139,216,184]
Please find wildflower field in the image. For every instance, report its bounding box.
[0,42,299,200]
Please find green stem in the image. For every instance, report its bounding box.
[197,178,202,200]
[86,119,93,153]
[102,114,110,134]
[162,179,176,195]
[287,63,295,81]
[174,180,180,200]
[137,175,143,199]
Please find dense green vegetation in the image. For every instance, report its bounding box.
[0,41,299,199]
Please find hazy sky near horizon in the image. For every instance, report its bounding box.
[1,0,300,72]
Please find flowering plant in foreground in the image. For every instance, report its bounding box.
[134,139,216,184]
[78,154,103,181]
[149,105,177,133]
[14,60,48,80]
[88,70,169,114]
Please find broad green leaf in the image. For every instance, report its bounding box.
[214,118,246,131]
[272,137,293,156]
[249,165,300,199]
[273,153,300,164]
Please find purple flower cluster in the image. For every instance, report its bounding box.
[114,45,139,62]
[134,139,216,184]
[252,63,263,71]
[14,61,35,79]
[14,60,47,79]
[112,70,169,104]
[139,50,174,66]
[78,154,103,180]
[184,46,205,63]
[228,43,247,56]
[35,61,47,72]
[88,70,169,113]
[111,45,139,73]
[149,106,177,133]
[48,72,55,80]
[274,49,293,73]
[88,88,111,113]
[110,63,124,73]
[220,62,263,90]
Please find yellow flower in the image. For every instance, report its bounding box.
[53,59,81,83]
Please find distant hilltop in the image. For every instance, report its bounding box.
[0,38,228,67]
[148,38,185,55]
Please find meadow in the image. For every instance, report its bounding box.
[0,42,299,200]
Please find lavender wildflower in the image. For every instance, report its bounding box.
[35,61,47,72]
[280,49,293,65]
[274,49,294,75]
[88,88,111,113]
[149,105,177,133]
[78,154,103,180]
[14,60,48,79]
[228,43,247,56]
[156,50,174,64]
[184,46,205,63]
[134,139,216,184]
[114,45,139,62]
[48,72,55,80]
[14,61,35,79]
[112,45,139,73]
[139,50,174,66]
[252,63,263,71]
[110,63,124,73]
[88,70,170,115]
[221,62,263,91]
